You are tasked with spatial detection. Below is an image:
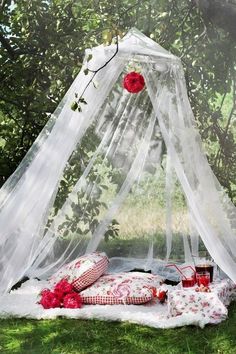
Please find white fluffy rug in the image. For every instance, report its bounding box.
[0,279,230,329]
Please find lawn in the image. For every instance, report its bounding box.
[0,301,235,354]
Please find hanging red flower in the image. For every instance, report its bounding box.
[123,72,145,93]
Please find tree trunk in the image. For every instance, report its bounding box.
[195,0,236,40]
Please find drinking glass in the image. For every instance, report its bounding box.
[195,264,214,282]
[196,271,210,287]
[181,273,196,288]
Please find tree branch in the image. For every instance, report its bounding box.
[214,78,236,167]
[3,111,24,130]
[180,26,207,58]
[0,32,16,60]
[0,95,24,109]
[0,31,39,60]
[194,0,236,40]
[222,79,236,139]
[0,0,10,11]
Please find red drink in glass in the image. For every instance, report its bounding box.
[196,272,210,287]
[182,278,195,288]
[195,264,214,282]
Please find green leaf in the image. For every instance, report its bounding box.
[0,138,6,148]
[71,101,78,111]
[87,54,93,62]
[79,97,87,104]
[63,230,69,237]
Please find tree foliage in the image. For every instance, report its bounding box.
[0,0,236,202]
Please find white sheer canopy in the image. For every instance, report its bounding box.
[0,28,235,294]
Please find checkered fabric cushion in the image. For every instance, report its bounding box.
[80,272,163,305]
[49,252,109,291]
[81,294,152,305]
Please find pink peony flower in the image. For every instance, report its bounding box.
[123,72,145,93]
[63,292,83,309]
[39,290,61,309]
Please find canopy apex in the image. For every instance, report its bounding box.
[89,28,178,61]
[122,27,174,56]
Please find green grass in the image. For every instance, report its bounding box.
[0,302,235,354]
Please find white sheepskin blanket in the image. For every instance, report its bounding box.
[0,279,234,329]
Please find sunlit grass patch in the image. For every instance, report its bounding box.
[0,302,235,353]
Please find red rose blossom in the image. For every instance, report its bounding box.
[39,289,61,309]
[123,72,145,93]
[63,292,83,309]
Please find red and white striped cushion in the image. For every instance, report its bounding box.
[80,272,162,305]
[49,252,108,291]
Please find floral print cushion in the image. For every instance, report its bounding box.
[80,272,163,305]
[49,252,109,291]
[168,278,236,323]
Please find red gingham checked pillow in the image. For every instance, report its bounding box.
[49,252,109,291]
[80,272,163,305]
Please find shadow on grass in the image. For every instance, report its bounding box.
[0,302,235,354]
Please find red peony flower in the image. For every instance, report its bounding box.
[41,288,51,297]
[39,289,61,309]
[54,279,73,295]
[63,292,83,309]
[123,72,145,93]
[53,288,65,302]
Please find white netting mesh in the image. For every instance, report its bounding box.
[0,28,235,293]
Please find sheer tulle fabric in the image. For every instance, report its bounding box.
[0,28,235,293]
